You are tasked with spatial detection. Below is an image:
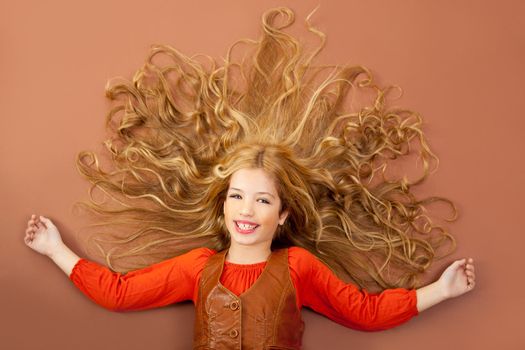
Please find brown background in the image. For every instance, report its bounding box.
[1,0,524,349]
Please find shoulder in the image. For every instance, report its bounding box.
[153,247,217,273]
[288,246,319,264]
[286,246,320,278]
[287,246,334,277]
[288,246,315,257]
[178,247,217,269]
[170,247,217,281]
[285,246,328,307]
[182,247,217,260]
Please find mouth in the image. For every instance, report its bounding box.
[234,220,259,234]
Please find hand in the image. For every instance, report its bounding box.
[437,258,476,299]
[24,214,65,257]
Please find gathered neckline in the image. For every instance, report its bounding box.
[224,260,267,269]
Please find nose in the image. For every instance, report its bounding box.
[240,201,254,216]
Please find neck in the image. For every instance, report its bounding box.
[226,242,272,264]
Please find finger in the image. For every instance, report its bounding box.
[39,216,53,228]
[24,231,33,242]
[36,219,48,230]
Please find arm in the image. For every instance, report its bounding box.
[24,214,212,311]
[290,247,476,331]
[290,247,418,331]
[416,258,476,312]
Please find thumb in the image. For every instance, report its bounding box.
[449,258,466,270]
[39,216,55,228]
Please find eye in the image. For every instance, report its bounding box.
[258,198,271,204]
[229,194,242,199]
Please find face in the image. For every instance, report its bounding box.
[223,168,288,251]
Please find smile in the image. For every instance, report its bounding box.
[234,221,259,234]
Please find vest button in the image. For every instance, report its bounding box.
[229,329,239,338]
[229,301,239,310]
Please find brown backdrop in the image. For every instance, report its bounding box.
[2,0,524,349]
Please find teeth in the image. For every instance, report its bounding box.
[237,222,257,230]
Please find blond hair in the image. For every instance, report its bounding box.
[75,7,456,291]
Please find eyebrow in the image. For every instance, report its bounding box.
[228,187,276,199]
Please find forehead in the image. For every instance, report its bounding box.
[228,168,278,194]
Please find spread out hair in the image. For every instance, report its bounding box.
[75,7,456,292]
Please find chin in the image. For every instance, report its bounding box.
[230,233,259,246]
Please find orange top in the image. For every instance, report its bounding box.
[69,246,418,331]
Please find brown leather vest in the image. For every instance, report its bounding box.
[193,248,305,349]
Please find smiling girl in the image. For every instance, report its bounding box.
[224,168,288,263]
[24,7,475,349]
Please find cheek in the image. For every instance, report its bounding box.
[263,209,282,226]
[223,199,235,218]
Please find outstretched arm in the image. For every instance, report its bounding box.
[24,214,80,276]
[24,214,212,311]
[416,258,476,312]
[290,247,419,331]
[290,247,476,331]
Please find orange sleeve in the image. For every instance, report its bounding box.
[69,247,215,312]
[288,246,419,331]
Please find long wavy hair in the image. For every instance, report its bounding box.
[75,7,456,291]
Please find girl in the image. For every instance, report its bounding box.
[24,7,475,349]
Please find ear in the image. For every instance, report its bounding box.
[278,209,289,225]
